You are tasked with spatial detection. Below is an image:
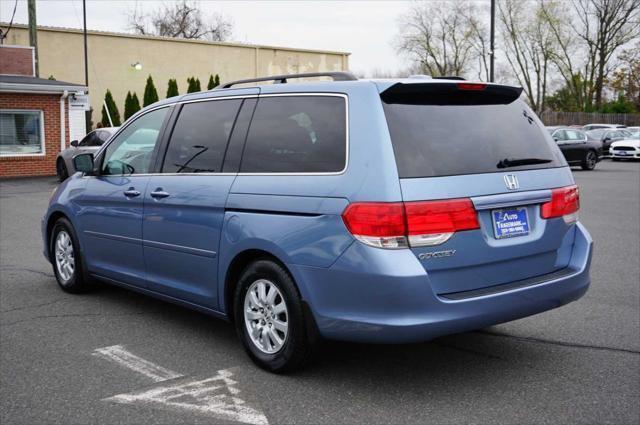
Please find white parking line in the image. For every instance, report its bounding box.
[106,369,269,425]
[92,345,183,382]
[93,345,269,425]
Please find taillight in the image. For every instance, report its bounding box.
[541,185,579,224]
[341,198,480,249]
[457,82,486,91]
[341,203,408,249]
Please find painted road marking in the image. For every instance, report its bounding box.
[93,345,269,425]
[106,369,269,425]
[93,345,183,382]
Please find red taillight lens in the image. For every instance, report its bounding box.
[341,202,406,237]
[405,198,480,235]
[541,185,580,219]
[457,83,486,91]
[341,198,479,248]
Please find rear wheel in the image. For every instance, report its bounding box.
[581,150,597,170]
[50,218,90,293]
[234,259,314,373]
[56,159,69,181]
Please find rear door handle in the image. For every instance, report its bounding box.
[150,189,170,199]
[124,189,141,197]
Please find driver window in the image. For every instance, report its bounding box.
[101,107,168,175]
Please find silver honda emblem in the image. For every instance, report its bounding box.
[504,174,519,190]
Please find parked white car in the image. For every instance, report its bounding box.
[610,131,640,161]
[56,127,118,181]
[582,123,627,131]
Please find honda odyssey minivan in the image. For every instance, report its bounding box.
[43,72,593,372]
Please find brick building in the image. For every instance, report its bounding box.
[0,45,88,177]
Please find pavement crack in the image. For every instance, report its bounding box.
[1,310,162,327]
[0,266,53,278]
[476,330,640,355]
[1,298,67,313]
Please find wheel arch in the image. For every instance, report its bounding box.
[223,249,296,323]
[46,211,69,261]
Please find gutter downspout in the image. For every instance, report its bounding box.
[60,90,69,152]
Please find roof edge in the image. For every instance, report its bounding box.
[0,22,351,56]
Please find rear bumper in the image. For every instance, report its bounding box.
[292,222,593,343]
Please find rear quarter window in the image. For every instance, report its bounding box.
[383,99,565,178]
[240,95,347,173]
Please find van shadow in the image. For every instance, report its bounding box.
[91,282,541,393]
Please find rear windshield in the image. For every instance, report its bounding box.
[382,99,565,178]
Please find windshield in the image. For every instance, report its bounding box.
[382,99,566,178]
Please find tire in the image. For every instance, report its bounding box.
[581,150,597,170]
[50,218,91,293]
[56,159,69,182]
[234,259,314,373]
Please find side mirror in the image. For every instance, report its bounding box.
[553,137,559,142]
[70,140,79,147]
[73,153,94,174]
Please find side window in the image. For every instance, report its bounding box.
[554,130,567,141]
[162,99,241,173]
[95,130,111,145]
[101,107,168,175]
[78,132,96,147]
[240,95,347,173]
[565,130,583,141]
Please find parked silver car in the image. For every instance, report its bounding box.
[56,127,118,181]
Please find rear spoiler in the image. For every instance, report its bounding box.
[380,82,523,105]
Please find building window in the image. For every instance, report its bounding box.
[0,110,45,156]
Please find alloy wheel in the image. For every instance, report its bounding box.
[243,279,289,354]
[55,230,75,283]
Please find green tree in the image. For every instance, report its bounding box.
[207,74,221,90]
[187,76,202,93]
[131,92,141,115]
[166,78,179,98]
[124,92,134,121]
[101,89,121,127]
[600,94,636,113]
[143,75,159,107]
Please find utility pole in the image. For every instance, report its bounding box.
[83,0,89,88]
[28,0,39,77]
[489,0,495,82]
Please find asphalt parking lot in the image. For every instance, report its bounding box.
[1,160,639,425]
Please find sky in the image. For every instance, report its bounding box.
[0,0,416,76]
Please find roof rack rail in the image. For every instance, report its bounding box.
[432,76,466,80]
[220,71,358,89]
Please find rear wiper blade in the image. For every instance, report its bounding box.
[497,157,552,168]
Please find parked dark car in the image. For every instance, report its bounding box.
[547,127,602,170]
[586,128,632,153]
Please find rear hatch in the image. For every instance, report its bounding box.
[380,81,576,297]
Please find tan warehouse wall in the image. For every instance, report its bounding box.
[1,25,349,126]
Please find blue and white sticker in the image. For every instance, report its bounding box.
[492,207,530,239]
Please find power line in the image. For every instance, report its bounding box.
[0,0,19,44]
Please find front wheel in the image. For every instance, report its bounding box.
[581,151,597,170]
[50,218,91,293]
[234,259,314,373]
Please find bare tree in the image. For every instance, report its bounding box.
[572,0,640,108]
[397,1,483,78]
[127,1,233,42]
[540,0,639,111]
[498,0,559,113]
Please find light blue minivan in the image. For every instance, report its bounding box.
[43,72,593,372]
